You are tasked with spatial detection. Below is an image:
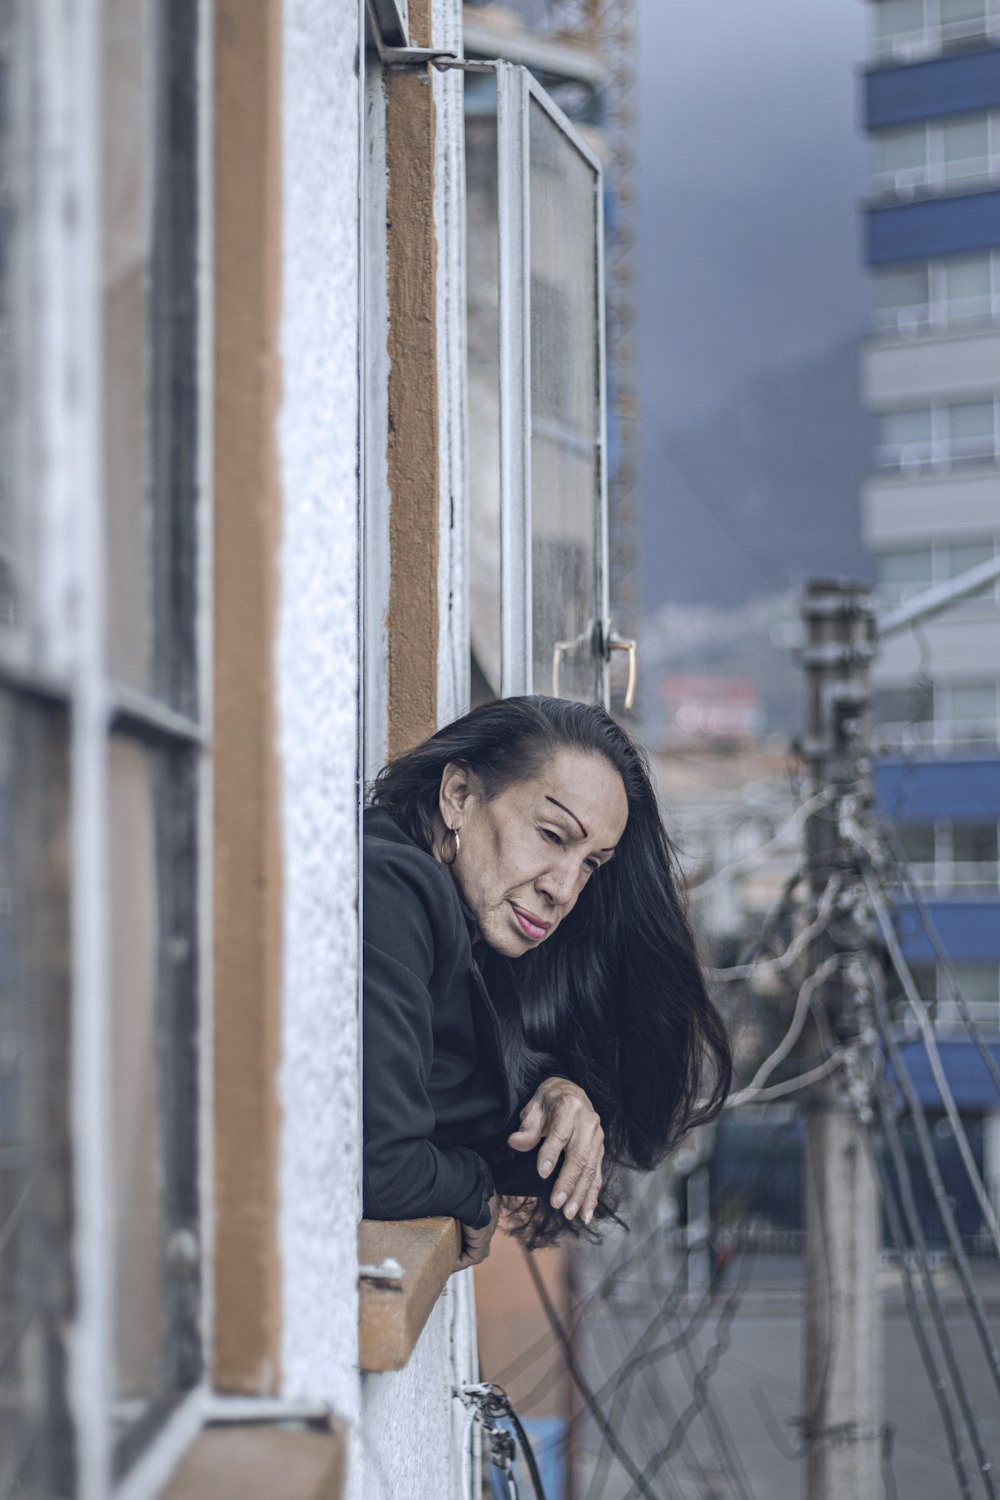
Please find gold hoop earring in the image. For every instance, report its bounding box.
[444,826,461,865]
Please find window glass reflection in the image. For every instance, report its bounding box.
[528,97,600,704]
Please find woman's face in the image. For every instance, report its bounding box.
[438,748,629,958]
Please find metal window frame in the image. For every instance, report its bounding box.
[494,62,610,704]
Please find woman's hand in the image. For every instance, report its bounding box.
[455,1192,501,1272]
[507,1077,604,1225]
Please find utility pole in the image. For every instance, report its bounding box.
[800,579,883,1500]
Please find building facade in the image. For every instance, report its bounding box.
[0,2,622,1498]
[861,0,1000,1049]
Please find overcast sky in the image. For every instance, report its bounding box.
[636,0,872,430]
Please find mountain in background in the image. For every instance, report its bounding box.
[640,331,876,611]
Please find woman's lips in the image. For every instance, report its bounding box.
[511,904,551,940]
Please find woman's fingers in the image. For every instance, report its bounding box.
[551,1149,599,1219]
[506,1096,545,1152]
[549,1118,603,1218]
[581,1167,603,1226]
[507,1078,606,1220]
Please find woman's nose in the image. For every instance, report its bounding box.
[537,861,577,907]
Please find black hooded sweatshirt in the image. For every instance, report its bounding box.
[362,806,549,1229]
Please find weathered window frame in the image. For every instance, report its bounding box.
[0,1,213,1491]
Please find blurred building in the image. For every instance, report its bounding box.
[861,0,1000,1047]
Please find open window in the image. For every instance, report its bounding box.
[466,63,633,710]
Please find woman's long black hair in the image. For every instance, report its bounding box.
[369,695,732,1245]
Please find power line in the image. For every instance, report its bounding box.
[864,1114,972,1500]
[861,862,1000,1258]
[872,808,1000,1105]
[521,1246,662,1500]
[868,1065,994,1499]
[865,950,1000,1407]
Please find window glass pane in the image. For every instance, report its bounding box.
[948,683,998,743]
[106,733,200,1460]
[465,105,502,700]
[108,736,164,1426]
[874,683,934,724]
[899,823,936,862]
[941,0,986,24]
[875,0,925,39]
[876,548,932,599]
[0,2,23,642]
[948,401,995,440]
[874,264,929,310]
[528,96,600,704]
[875,127,926,176]
[951,683,997,716]
[103,0,153,695]
[944,254,992,306]
[102,0,199,716]
[0,691,73,1499]
[882,408,933,445]
[952,822,998,862]
[952,964,999,1009]
[947,402,996,461]
[945,541,994,576]
[942,115,989,176]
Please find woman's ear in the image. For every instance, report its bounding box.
[438,761,476,828]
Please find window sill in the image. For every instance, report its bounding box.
[158,1424,345,1500]
[358,1217,461,1373]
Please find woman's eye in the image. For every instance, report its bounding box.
[584,859,600,875]
[541,827,562,846]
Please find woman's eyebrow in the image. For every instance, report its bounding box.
[545,795,588,838]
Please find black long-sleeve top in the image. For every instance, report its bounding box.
[362,807,549,1229]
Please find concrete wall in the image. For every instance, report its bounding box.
[862,467,1000,545]
[862,326,1000,407]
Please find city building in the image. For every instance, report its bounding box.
[0,3,625,1498]
[860,0,1000,1197]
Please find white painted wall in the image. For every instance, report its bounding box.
[277,1,478,1495]
[277,0,363,1424]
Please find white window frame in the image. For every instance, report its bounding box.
[493,62,611,704]
[874,396,1000,470]
[875,538,1000,612]
[872,250,1000,336]
[937,961,1000,1030]
[870,110,1000,200]
[936,679,1000,748]
[870,0,1000,62]
[899,817,1000,892]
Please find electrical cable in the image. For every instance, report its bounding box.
[659,1298,757,1500]
[727,946,843,1106]
[572,1118,801,1497]
[614,1193,752,1500]
[869,1092,977,1500]
[614,1235,757,1500]
[582,1303,690,1500]
[520,1247,661,1500]
[730,1051,848,1106]
[862,865,1000,1257]
[708,870,838,985]
[866,954,1000,1406]
[873,810,1000,1104]
[687,789,836,904]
